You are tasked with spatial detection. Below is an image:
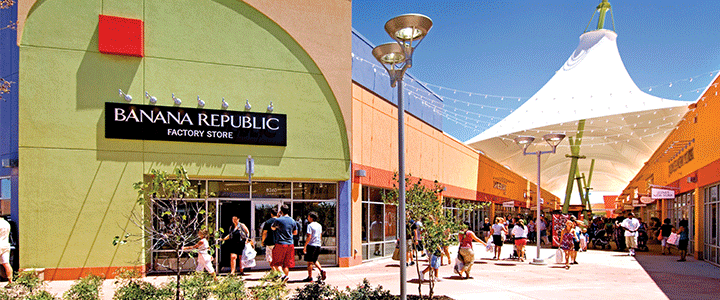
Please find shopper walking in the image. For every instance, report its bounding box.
[538,217,549,245]
[512,219,528,262]
[183,229,217,280]
[482,217,492,242]
[271,204,299,282]
[455,221,487,279]
[620,212,640,256]
[221,215,250,275]
[527,219,536,244]
[302,212,327,282]
[560,221,575,269]
[571,219,582,264]
[659,218,674,255]
[677,219,689,262]
[0,217,12,285]
[491,217,507,260]
[261,207,279,272]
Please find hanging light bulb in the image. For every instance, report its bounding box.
[197,95,205,107]
[145,91,157,104]
[118,89,132,102]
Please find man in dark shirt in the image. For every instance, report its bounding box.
[271,204,298,282]
[262,207,278,272]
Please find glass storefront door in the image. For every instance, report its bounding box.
[216,199,251,274]
[148,180,338,274]
[252,200,284,270]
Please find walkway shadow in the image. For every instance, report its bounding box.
[634,252,720,300]
[444,275,472,280]
[549,265,570,269]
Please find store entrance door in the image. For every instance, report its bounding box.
[251,200,283,269]
[217,200,251,274]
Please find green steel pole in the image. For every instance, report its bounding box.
[596,0,612,30]
[563,120,586,213]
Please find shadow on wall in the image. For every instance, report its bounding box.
[213,0,350,167]
[76,24,142,111]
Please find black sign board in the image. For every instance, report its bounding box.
[105,102,287,146]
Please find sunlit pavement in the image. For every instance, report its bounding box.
[36,243,720,299]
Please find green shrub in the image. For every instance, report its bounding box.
[112,280,173,300]
[13,270,44,292]
[26,290,58,300]
[63,274,103,300]
[179,272,213,300]
[214,275,247,300]
[293,279,342,300]
[345,279,393,300]
[250,271,289,300]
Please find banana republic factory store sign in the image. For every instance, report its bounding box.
[105,103,287,146]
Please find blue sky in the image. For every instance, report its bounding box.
[352,0,720,142]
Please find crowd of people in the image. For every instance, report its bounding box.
[183,204,328,283]
[181,208,690,285]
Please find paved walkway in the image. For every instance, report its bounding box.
[28,243,720,299]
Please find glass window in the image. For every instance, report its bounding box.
[293,182,336,200]
[292,201,336,247]
[0,178,9,199]
[369,204,383,242]
[252,182,291,199]
[362,203,368,242]
[209,181,250,198]
[385,204,397,241]
[368,187,384,203]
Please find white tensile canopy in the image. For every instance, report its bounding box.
[466,29,692,201]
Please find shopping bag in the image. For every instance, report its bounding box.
[241,244,257,268]
[392,247,401,261]
[555,249,564,264]
[657,232,663,241]
[486,241,494,252]
[667,233,680,246]
[453,257,465,275]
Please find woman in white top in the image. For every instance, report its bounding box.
[183,229,217,279]
[491,217,508,260]
[511,219,528,262]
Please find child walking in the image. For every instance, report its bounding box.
[183,229,217,279]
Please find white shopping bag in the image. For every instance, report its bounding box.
[453,257,464,275]
[555,249,564,264]
[241,244,257,268]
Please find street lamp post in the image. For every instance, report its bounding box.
[514,133,566,265]
[372,14,432,300]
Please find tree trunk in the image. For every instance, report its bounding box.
[176,249,182,300]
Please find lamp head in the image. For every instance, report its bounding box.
[372,42,406,65]
[384,14,433,43]
[543,133,566,147]
[514,136,536,149]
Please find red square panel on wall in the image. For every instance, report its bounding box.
[98,15,144,57]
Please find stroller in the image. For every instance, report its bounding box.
[636,228,649,252]
[591,229,611,249]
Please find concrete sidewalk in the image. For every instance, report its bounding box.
[27,243,720,299]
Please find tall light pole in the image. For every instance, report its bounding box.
[372,14,432,300]
[514,133,566,265]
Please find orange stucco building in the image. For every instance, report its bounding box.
[620,74,720,266]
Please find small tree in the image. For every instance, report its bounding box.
[1,0,16,101]
[114,166,210,300]
[383,174,486,299]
